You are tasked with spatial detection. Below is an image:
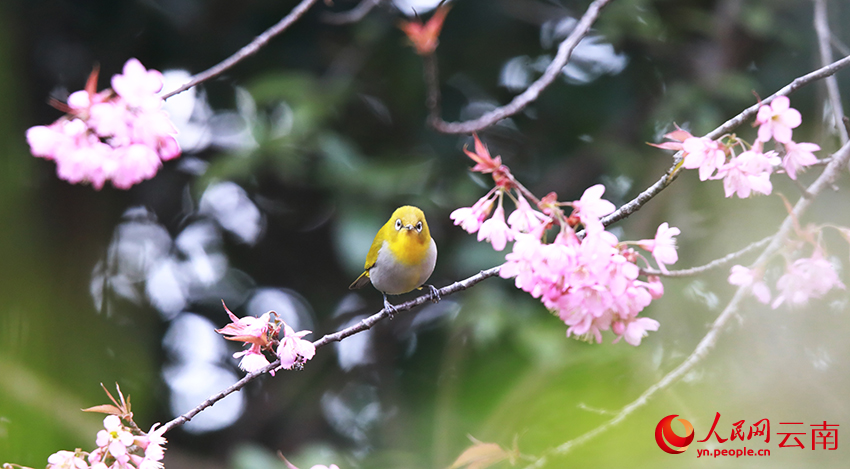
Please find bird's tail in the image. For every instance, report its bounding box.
[349,271,371,290]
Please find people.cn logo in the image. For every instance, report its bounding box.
[655,414,695,454]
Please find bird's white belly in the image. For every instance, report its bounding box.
[369,239,437,295]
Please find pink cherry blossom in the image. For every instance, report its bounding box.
[728,264,770,304]
[507,193,551,234]
[682,137,726,181]
[715,150,779,198]
[638,222,680,273]
[277,322,316,371]
[95,415,134,464]
[612,317,660,346]
[25,58,180,190]
[47,450,89,469]
[233,344,271,373]
[772,254,845,309]
[450,191,495,234]
[111,58,165,110]
[572,184,615,233]
[781,140,820,180]
[755,96,802,144]
[477,201,514,251]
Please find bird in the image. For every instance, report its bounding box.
[349,205,439,315]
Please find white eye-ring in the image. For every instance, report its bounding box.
[415,221,423,232]
[395,219,403,230]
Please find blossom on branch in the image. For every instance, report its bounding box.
[26,58,180,190]
[47,450,89,469]
[682,136,727,181]
[728,265,771,304]
[772,253,845,309]
[781,140,820,180]
[276,322,316,371]
[714,149,779,199]
[638,222,681,274]
[755,96,801,144]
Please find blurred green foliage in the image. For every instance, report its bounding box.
[3,0,850,468]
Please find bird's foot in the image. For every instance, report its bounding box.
[383,294,398,318]
[425,284,441,303]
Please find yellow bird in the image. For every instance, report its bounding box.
[349,206,439,314]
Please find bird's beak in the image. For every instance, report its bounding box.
[404,224,414,231]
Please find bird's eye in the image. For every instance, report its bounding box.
[415,221,423,232]
[395,219,403,230]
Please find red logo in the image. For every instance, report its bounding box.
[656,414,695,454]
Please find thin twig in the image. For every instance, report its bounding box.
[600,53,850,230]
[814,0,849,145]
[427,0,614,134]
[160,266,502,434]
[321,0,381,25]
[642,235,772,277]
[523,139,850,469]
[160,0,322,100]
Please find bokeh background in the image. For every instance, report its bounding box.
[2,0,850,467]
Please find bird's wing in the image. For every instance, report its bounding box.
[348,223,388,290]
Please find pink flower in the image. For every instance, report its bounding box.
[772,254,845,309]
[638,222,680,273]
[450,191,495,234]
[95,415,134,463]
[111,58,165,110]
[682,137,726,181]
[47,450,89,469]
[507,193,551,234]
[728,265,771,304]
[715,150,779,198]
[25,59,180,190]
[781,141,820,180]
[612,317,660,346]
[756,96,802,144]
[572,184,615,233]
[216,304,276,348]
[277,323,316,371]
[233,344,271,373]
[477,201,514,251]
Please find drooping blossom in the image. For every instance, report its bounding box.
[728,264,771,304]
[755,96,802,144]
[612,317,660,346]
[682,137,727,181]
[781,140,820,180]
[26,58,180,190]
[450,190,496,234]
[638,222,681,273]
[507,193,551,235]
[216,303,280,373]
[47,450,89,469]
[772,254,845,309]
[499,186,667,346]
[132,423,167,469]
[714,150,780,198]
[477,199,514,251]
[276,322,316,371]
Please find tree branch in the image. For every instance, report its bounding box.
[160,266,502,434]
[814,0,849,145]
[523,138,850,468]
[160,0,322,100]
[427,0,614,134]
[642,235,772,277]
[599,52,850,230]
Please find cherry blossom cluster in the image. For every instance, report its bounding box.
[653,96,820,198]
[729,228,846,308]
[26,59,180,190]
[451,135,678,345]
[7,386,169,469]
[215,302,316,374]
